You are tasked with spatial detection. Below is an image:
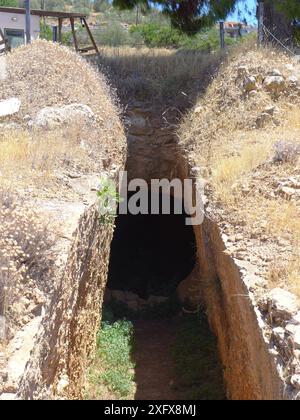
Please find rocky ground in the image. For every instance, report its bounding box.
[181,47,300,398]
[0,41,126,399]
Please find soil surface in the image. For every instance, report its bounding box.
[133,318,179,400]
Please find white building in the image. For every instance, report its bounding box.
[0,7,40,50]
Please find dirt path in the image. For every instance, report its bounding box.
[133,318,179,400]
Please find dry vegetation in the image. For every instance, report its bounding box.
[97,46,223,106]
[0,41,126,350]
[0,192,53,338]
[179,45,300,297]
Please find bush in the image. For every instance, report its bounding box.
[130,23,183,48]
[96,319,135,398]
[40,23,73,46]
[130,23,246,51]
[0,193,54,333]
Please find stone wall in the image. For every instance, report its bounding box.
[17,203,115,400]
[178,159,284,400]
[125,102,181,182]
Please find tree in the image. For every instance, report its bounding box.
[94,0,109,12]
[263,0,300,43]
[113,0,237,34]
[0,0,18,6]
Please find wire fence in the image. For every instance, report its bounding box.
[262,22,298,57]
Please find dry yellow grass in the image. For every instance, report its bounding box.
[0,41,126,343]
[0,127,84,188]
[0,41,126,194]
[179,45,300,296]
[97,46,223,104]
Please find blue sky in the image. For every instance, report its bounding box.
[228,0,257,24]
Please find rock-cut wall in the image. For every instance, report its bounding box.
[178,160,284,400]
[18,202,116,400]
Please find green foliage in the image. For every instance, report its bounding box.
[113,0,237,33]
[95,22,132,46]
[39,22,73,46]
[0,0,18,6]
[94,0,110,13]
[40,22,52,41]
[273,0,300,20]
[172,313,226,400]
[96,319,135,398]
[97,176,120,224]
[130,23,242,50]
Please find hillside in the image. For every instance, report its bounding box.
[179,46,300,395]
[180,47,300,297]
[0,40,126,399]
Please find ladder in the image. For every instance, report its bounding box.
[0,29,9,54]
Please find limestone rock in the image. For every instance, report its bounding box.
[287,75,298,87]
[0,316,6,341]
[270,288,299,320]
[260,288,298,321]
[0,98,21,118]
[291,312,300,325]
[34,103,95,129]
[244,76,257,93]
[56,375,69,393]
[291,374,300,390]
[268,69,282,77]
[264,105,279,116]
[111,290,125,302]
[237,65,249,78]
[273,326,285,342]
[294,327,300,350]
[256,112,272,128]
[263,76,285,93]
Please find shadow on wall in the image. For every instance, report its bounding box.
[107,192,196,300]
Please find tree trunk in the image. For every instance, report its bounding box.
[263,0,293,44]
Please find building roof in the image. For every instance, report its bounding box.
[0,7,86,19]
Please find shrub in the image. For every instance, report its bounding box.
[130,23,244,51]
[95,319,135,398]
[0,192,54,334]
[273,140,300,163]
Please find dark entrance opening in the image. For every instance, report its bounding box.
[107,191,196,300]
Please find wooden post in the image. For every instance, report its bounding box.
[83,17,99,55]
[25,0,31,44]
[52,26,58,43]
[220,21,225,49]
[70,17,79,52]
[136,4,139,26]
[258,0,264,46]
[58,18,63,43]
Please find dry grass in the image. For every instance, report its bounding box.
[97,46,223,105]
[269,256,300,297]
[0,41,126,194]
[0,127,85,189]
[179,45,300,296]
[0,41,126,344]
[0,192,54,337]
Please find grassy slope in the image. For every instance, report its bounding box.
[179,43,300,296]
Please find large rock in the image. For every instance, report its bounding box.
[294,327,300,350]
[263,76,285,93]
[268,288,299,321]
[34,103,95,129]
[0,98,21,118]
[291,374,300,390]
[244,76,257,93]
